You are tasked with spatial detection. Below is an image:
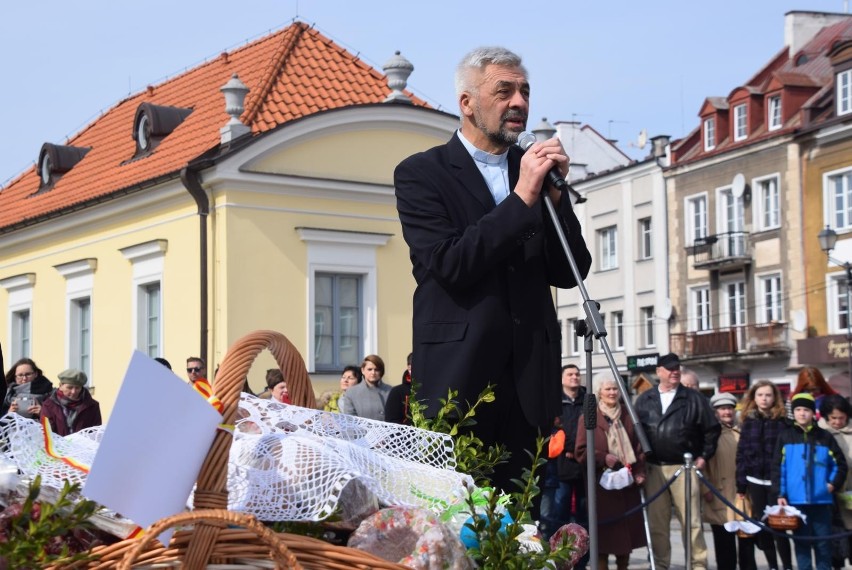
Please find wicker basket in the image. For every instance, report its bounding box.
[766,508,800,531]
[53,330,410,570]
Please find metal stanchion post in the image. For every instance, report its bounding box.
[683,453,693,570]
[639,487,656,570]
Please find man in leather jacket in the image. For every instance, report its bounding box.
[635,353,720,570]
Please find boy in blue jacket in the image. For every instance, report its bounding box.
[772,392,848,570]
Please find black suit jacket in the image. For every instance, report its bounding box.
[394,133,591,429]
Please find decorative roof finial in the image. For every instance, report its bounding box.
[383,51,414,104]
[220,73,251,144]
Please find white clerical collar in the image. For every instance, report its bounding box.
[458,130,509,166]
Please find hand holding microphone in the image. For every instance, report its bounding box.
[514,130,571,206]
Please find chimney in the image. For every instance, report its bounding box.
[651,135,670,159]
[383,51,414,104]
[785,11,851,57]
[219,74,251,144]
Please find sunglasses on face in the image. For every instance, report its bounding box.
[187,367,203,373]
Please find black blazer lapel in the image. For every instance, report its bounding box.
[448,133,496,212]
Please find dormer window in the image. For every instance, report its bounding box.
[137,113,152,151]
[35,143,90,191]
[733,104,748,141]
[132,103,192,157]
[703,117,716,151]
[768,96,782,130]
[839,69,852,116]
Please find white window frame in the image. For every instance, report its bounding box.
[0,274,35,361]
[839,69,852,117]
[598,226,618,271]
[824,166,852,232]
[55,259,96,382]
[734,103,748,141]
[828,273,852,334]
[756,272,784,324]
[612,311,624,350]
[703,117,716,151]
[641,306,656,348]
[753,174,781,231]
[690,285,711,332]
[768,95,782,130]
[141,282,161,358]
[685,193,708,246]
[638,217,652,260]
[298,228,390,372]
[314,272,364,372]
[566,318,580,356]
[720,280,747,328]
[120,240,167,358]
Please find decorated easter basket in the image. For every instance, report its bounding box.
[766,507,800,531]
[53,330,410,570]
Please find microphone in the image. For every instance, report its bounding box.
[516,130,571,193]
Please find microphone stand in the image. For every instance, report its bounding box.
[541,192,653,570]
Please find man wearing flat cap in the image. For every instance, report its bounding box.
[635,352,720,570]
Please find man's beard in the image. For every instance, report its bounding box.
[473,105,527,147]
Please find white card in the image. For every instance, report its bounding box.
[83,351,222,544]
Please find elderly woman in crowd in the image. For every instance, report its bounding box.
[3,358,53,419]
[736,379,793,570]
[39,369,101,435]
[703,392,748,570]
[818,394,852,569]
[576,371,646,570]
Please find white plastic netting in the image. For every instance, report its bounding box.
[0,395,472,523]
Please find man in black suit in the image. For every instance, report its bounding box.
[394,46,591,491]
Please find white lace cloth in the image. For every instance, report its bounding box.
[0,394,472,523]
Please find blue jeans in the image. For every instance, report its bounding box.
[792,504,832,570]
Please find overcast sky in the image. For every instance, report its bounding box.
[1,0,848,185]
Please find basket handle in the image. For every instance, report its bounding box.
[116,509,303,570]
[194,330,316,510]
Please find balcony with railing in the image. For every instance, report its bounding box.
[691,231,751,270]
[670,322,790,359]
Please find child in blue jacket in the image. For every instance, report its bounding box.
[772,392,848,570]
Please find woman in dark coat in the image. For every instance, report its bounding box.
[576,371,646,570]
[39,369,101,436]
[3,357,53,418]
[736,379,792,570]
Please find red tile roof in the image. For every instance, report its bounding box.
[672,18,852,164]
[0,22,428,232]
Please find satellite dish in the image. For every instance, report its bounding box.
[791,310,807,332]
[731,173,746,199]
[656,298,673,320]
[629,129,648,149]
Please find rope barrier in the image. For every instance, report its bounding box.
[696,469,852,543]
[594,461,852,544]
[597,468,681,526]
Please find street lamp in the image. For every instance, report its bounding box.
[818,224,852,392]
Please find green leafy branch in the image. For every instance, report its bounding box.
[409,382,509,485]
[0,475,101,569]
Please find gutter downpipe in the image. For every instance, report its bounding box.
[180,166,210,366]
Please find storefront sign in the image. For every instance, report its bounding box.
[797,335,852,365]
[718,373,750,394]
[627,353,659,372]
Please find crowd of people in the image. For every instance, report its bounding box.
[536,357,852,570]
[2,357,101,435]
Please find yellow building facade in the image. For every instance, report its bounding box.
[0,23,459,418]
